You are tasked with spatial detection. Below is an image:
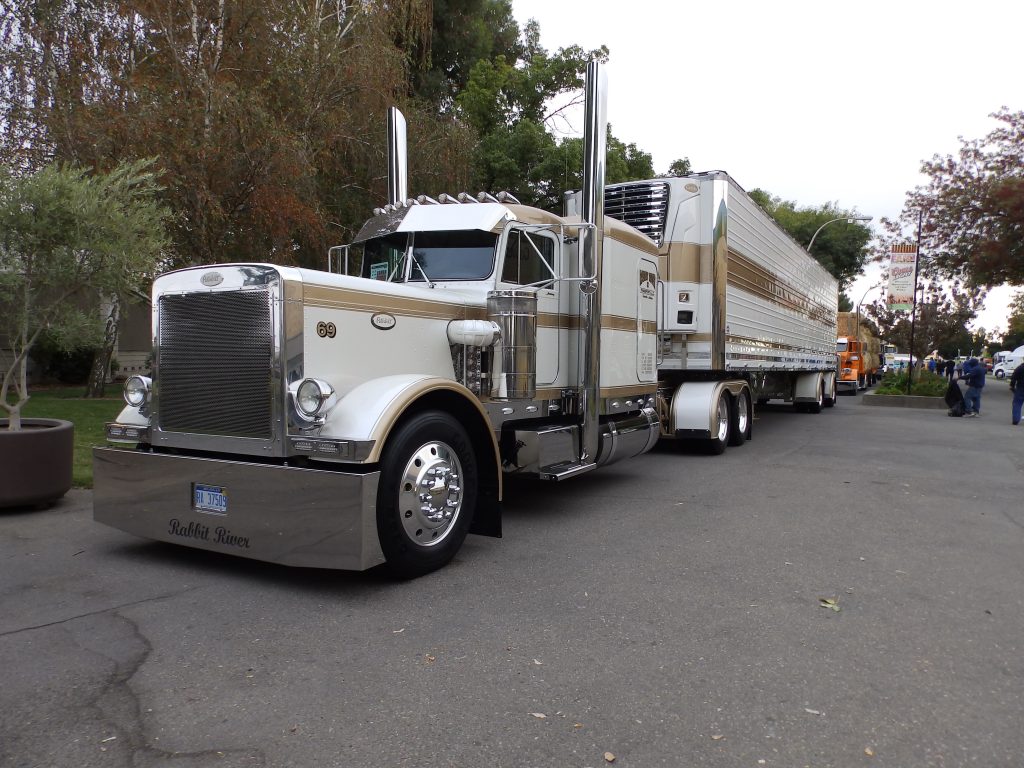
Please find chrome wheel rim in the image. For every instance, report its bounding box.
[398,440,464,547]
[736,394,749,436]
[716,397,729,442]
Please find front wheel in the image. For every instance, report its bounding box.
[376,410,477,578]
[995,370,1005,379]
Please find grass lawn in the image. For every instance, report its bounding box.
[19,386,123,488]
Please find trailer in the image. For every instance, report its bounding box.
[93,62,837,576]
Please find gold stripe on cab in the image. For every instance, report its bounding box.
[304,285,488,321]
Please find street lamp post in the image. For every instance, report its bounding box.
[806,215,873,253]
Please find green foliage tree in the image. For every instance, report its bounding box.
[412,0,522,109]
[663,158,693,177]
[905,108,1024,287]
[0,160,169,429]
[864,276,988,362]
[456,22,661,210]
[749,189,872,288]
[1000,292,1024,350]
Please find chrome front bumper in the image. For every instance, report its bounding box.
[93,447,384,570]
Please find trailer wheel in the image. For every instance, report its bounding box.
[727,390,751,446]
[376,410,477,578]
[824,377,836,408]
[705,391,731,454]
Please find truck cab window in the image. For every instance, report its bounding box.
[359,233,408,281]
[501,229,556,286]
[836,340,848,352]
[409,230,497,281]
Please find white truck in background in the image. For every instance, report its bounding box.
[993,346,1024,378]
[93,62,838,576]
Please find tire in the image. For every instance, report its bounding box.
[806,381,824,414]
[376,410,477,578]
[995,370,1005,379]
[705,391,731,454]
[727,390,751,446]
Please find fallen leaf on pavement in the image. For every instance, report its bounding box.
[865,747,875,757]
[711,734,724,741]
[604,752,616,763]
[529,713,547,719]
[818,597,841,612]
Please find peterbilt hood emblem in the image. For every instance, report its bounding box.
[200,271,224,287]
[371,313,396,331]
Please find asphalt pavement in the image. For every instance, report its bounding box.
[2,381,1022,768]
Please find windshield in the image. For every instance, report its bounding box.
[356,230,497,282]
[836,340,849,352]
[409,230,497,281]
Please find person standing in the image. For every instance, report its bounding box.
[944,359,955,380]
[1010,360,1024,426]
[961,357,986,417]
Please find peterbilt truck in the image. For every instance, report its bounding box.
[836,311,881,392]
[93,62,838,576]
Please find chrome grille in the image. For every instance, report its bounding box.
[604,181,670,246]
[158,290,273,438]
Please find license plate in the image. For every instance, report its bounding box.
[193,483,228,515]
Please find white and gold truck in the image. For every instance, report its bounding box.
[94,63,837,576]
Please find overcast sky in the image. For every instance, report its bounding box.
[511,0,1020,338]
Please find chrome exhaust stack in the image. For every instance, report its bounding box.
[579,60,608,465]
[387,107,408,206]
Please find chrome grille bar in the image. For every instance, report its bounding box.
[157,290,273,438]
[604,181,670,246]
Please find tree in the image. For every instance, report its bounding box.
[749,189,872,289]
[1001,292,1024,350]
[864,276,988,362]
[905,108,1024,287]
[0,160,169,429]
[0,0,475,269]
[663,158,693,177]
[456,22,620,210]
[412,0,522,110]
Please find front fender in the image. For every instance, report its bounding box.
[319,374,497,465]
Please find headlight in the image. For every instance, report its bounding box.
[123,375,152,407]
[296,378,334,418]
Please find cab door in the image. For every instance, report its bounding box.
[496,226,563,387]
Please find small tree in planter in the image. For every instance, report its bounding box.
[0,160,167,504]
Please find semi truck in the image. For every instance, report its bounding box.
[93,62,838,576]
[836,312,881,392]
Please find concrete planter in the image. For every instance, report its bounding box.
[861,393,946,410]
[0,418,74,508]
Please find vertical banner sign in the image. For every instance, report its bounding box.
[886,244,918,311]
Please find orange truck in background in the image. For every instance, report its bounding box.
[836,312,882,393]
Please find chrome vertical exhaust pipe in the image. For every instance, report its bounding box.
[387,107,408,206]
[579,60,608,464]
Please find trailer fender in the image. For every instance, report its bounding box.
[318,374,502,535]
[670,380,749,439]
[794,372,825,403]
[821,371,837,406]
